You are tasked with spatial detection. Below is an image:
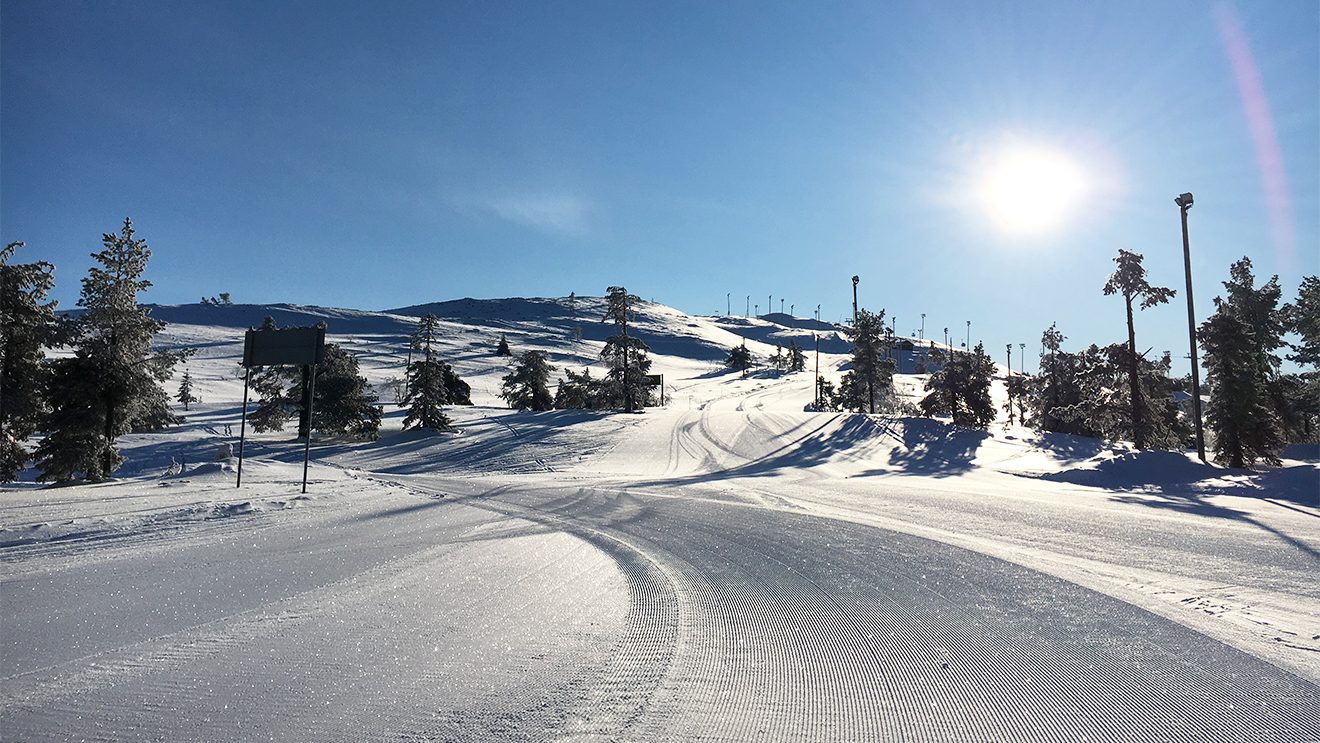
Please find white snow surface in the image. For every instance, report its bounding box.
[3,297,1317,741]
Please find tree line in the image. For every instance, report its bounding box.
[746,248,1316,470]
[1,220,393,483]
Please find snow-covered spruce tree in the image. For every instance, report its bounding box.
[312,344,381,439]
[815,376,839,411]
[1285,275,1320,371]
[1218,257,1294,440]
[838,309,894,414]
[1,241,60,480]
[36,219,183,482]
[1281,275,1320,440]
[726,342,755,376]
[495,333,512,356]
[176,369,200,411]
[1200,303,1285,468]
[501,350,555,411]
[403,314,452,431]
[919,342,995,428]
[601,286,652,411]
[1103,249,1175,450]
[788,340,806,372]
[554,367,607,410]
[1033,323,1071,432]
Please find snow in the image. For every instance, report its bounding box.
[3,297,1317,740]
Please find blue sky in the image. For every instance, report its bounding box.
[3,0,1317,372]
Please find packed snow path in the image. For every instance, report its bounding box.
[3,471,1316,741]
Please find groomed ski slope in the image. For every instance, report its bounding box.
[2,297,1317,741]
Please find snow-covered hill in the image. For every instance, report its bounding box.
[6,295,1317,741]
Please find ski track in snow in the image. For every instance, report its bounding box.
[3,298,1318,741]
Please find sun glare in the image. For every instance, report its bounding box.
[976,144,1088,236]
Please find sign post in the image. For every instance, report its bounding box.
[239,326,326,491]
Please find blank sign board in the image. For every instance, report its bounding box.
[243,326,326,367]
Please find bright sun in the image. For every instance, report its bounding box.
[976,144,1088,236]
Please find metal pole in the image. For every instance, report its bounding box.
[851,276,859,325]
[814,334,820,408]
[623,304,633,413]
[236,368,250,488]
[727,293,731,316]
[1006,343,1014,425]
[746,295,750,317]
[966,321,971,350]
[1179,196,1207,462]
[301,363,316,494]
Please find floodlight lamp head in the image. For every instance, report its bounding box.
[852,275,859,285]
[1175,192,1194,209]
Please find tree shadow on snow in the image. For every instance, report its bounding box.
[871,418,990,478]
[1111,489,1320,565]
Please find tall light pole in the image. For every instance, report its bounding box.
[943,327,949,349]
[816,304,821,323]
[727,292,731,316]
[746,295,750,318]
[1006,343,1014,425]
[768,295,773,317]
[1019,343,1026,375]
[920,313,925,341]
[965,320,971,350]
[851,276,859,325]
[814,334,820,409]
[1176,192,1207,462]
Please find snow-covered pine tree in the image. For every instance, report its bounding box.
[1,242,60,480]
[788,340,806,372]
[601,286,652,411]
[501,350,556,411]
[838,309,894,413]
[1103,249,1175,449]
[815,376,839,411]
[403,314,451,431]
[554,367,606,410]
[1200,303,1285,468]
[36,219,183,482]
[1285,275,1320,370]
[1034,323,1068,432]
[920,342,995,428]
[311,344,382,439]
[176,369,200,410]
[495,333,512,356]
[1281,275,1320,440]
[726,343,754,375]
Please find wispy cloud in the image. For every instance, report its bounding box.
[485,194,593,237]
